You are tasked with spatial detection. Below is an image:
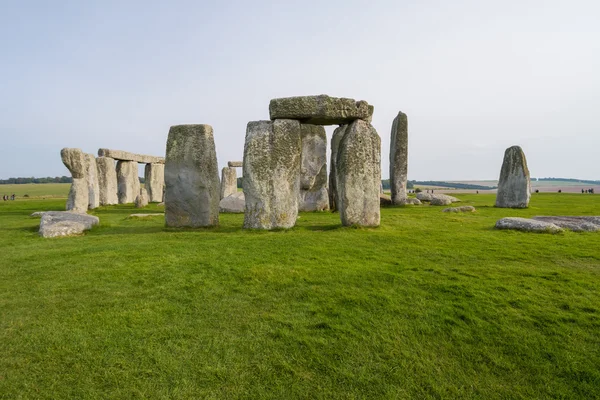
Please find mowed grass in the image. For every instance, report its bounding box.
[0,183,70,199]
[1,192,599,399]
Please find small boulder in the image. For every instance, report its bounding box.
[135,188,149,208]
[443,206,476,213]
[39,211,99,238]
[532,216,600,232]
[220,192,245,213]
[495,217,562,233]
[416,192,432,201]
[380,194,392,206]
[405,198,422,205]
[430,196,453,206]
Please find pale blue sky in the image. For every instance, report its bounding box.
[1,0,599,180]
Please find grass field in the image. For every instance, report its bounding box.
[0,183,70,199]
[1,190,599,399]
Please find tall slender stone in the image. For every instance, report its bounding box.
[144,163,164,203]
[495,146,531,208]
[116,161,140,204]
[96,157,118,205]
[328,125,349,211]
[299,124,329,211]
[220,167,237,199]
[85,154,100,209]
[390,111,408,205]
[243,119,301,229]
[165,124,220,227]
[336,120,381,227]
[60,148,89,213]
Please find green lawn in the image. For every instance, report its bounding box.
[0,183,70,199]
[1,193,599,399]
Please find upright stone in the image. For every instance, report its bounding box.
[328,125,349,211]
[116,161,140,204]
[390,111,408,205]
[299,124,329,211]
[220,167,237,199]
[144,163,164,203]
[135,188,149,208]
[85,154,100,209]
[60,148,89,213]
[96,157,118,205]
[336,120,381,227]
[243,119,301,229]
[269,95,373,125]
[165,124,220,227]
[495,146,531,208]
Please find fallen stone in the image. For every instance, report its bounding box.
[61,148,89,213]
[328,124,348,211]
[269,95,373,125]
[39,211,99,238]
[98,148,164,164]
[416,192,432,201]
[390,111,408,205]
[96,156,118,205]
[220,167,237,199]
[430,196,453,206]
[129,213,163,218]
[380,194,392,206]
[135,188,149,208]
[443,206,476,213]
[495,217,562,233]
[532,216,600,232]
[116,160,140,204]
[144,163,164,202]
[405,198,422,205]
[228,161,243,168]
[417,193,460,204]
[299,124,329,212]
[85,153,100,209]
[165,124,220,227]
[219,192,245,213]
[495,146,531,208]
[30,212,46,217]
[243,119,301,229]
[336,119,381,227]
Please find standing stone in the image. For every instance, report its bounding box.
[135,188,149,208]
[220,167,237,199]
[116,161,140,204]
[336,120,381,227]
[243,119,301,229]
[390,111,408,205]
[328,124,349,211]
[60,148,89,213]
[165,124,220,227]
[85,154,100,209]
[299,124,329,211]
[495,146,531,208]
[96,157,118,205]
[144,163,165,203]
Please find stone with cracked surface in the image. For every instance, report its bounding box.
[219,192,245,213]
[144,163,164,202]
[299,124,329,212]
[116,160,140,204]
[390,111,408,205]
[495,146,531,208]
[243,119,301,229]
[85,153,100,209]
[220,167,237,199]
[227,161,243,168]
[532,216,600,232]
[269,95,373,125]
[39,211,99,238]
[328,124,348,211]
[495,217,562,233]
[96,156,118,205]
[61,148,89,213]
[98,148,164,164]
[165,124,220,227]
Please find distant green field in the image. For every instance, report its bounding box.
[0,183,70,198]
[1,194,599,399]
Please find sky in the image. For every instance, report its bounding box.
[1,0,599,181]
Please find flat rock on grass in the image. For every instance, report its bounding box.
[495,217,562,233]
[532,216,600,232]
[39,211,99,238]
[129,213,164,218]
[220,192,245,213]
[443,206,476,213]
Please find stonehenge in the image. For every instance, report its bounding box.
[165,124,220,227]
[98,148,164,164]
[390,111,408,205]
[144,163,164,203]
[495,146,531,208]
[116,161,140,204]
[96,157,118,205]
[328,124,348,212]
[298,124,329,212]
[135,188,149,208]
[269,95,373,125]
[61,148,89,213]
[85,153,100,209]
[220,166,237,199]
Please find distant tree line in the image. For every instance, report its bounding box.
[0,176,73,184]
[536,177,600,185]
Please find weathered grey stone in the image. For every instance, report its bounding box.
[336,120,381,227]
[219,192,245,213]
[495,146,531,208]
[129,213,163,218]
[495,217,562,233]
[85,154,100,209]
[98,148,164,164]
[220,167,237,199]
[165,124,220,227]
[61,148,89,213]
[96,156,118,205]
[443,206,476,213]
[532,216,600,232]
[417,192,460,204]
[430,196,453,206]
[390,111,408,205]
[116,161,140,204]
[243,120,301,229]
[228,161,243,168]
[380,193,392,206]
[405,198,422,205]
[135,188,149,208]
[299,124,329,212]
[144,163,164,202]
[416,192,432,201]
[269,95,373,125]
[39,211,99,238]
[328,124,348,211]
